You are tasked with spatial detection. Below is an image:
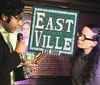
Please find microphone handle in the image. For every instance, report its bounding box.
[20,53,26,64]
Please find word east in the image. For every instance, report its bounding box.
[35,12,74,32]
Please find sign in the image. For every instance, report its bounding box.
[28,5,78,55]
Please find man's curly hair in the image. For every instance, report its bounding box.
[0,0,25,23]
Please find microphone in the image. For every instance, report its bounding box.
[17,33,23,41]
[17,33,25,62]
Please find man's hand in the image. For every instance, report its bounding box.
[15,40,25,55]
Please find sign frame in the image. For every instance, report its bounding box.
[28,5,78,56]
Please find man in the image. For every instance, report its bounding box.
[0,0,25,85]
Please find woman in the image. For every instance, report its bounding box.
[71,24,100,85]
[20,20,31,54]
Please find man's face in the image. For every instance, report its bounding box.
[3,13,23,33]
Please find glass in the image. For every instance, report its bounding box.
[24,52,35,78]
[13,15,22,21]
[77,32,95,41]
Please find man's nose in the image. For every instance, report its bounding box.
[18,20,22,26]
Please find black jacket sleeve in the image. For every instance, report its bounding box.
[0,51,21,77]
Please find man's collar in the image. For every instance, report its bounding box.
[0,25,9,34]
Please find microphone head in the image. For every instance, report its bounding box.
[17,33,23,41]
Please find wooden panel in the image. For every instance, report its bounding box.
[24,0,100,13]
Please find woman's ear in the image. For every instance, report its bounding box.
[93,41,98,47]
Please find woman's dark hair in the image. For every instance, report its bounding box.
[0,0,25,23]
[72,24,100,85]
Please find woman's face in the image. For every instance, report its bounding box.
[77,26,97,53]
[22,23,30,38]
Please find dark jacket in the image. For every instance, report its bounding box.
[0,33,21,85]
[71,51,100,85]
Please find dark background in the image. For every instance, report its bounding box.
[17,0,100,85]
